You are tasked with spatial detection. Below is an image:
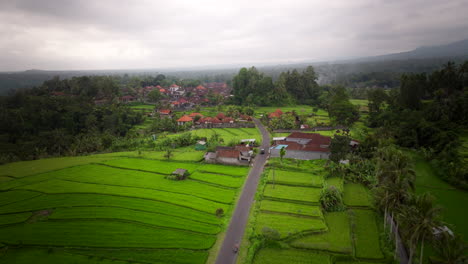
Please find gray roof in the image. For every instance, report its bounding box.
[173,168,188,175]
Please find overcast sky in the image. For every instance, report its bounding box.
[1,0,467,71]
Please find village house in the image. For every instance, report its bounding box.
[120,95,136,103]
[177,115,193,126]
[270,132,332,160]
[204,145,253,166]
[158,109,172,118]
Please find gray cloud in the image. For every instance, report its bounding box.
[0,0,467,71]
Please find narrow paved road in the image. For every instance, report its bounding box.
[215,118,270,264]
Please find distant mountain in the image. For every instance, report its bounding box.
[362,38,468,62]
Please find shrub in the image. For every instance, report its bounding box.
[261,227,280,241]
[320,186,345,212]
[215,208,224,217]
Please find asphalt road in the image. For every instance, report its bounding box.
[215,118,270,264]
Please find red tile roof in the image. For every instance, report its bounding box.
[189,112,203,118]
[222,117,234,123]
[170,84,179,88]
[159,109,171,114]
[211,117,222,124]
[216,113,226,119]
[196,85,206,90]
[268,112,281,118]
[177,115,193,122]
[217,149,240,158]
[235,146,251,152]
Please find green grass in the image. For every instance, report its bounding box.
[267,158,326,173]
[129,104,155,110]
[259,200,323,218]
[351,209,384,259]
[197,164,249,177]
[0,193,219,224]
[291,211,352,254]
[325,177,344,192]
[0,152,250,264]
[50,206,220,234]
[263,184,321,204]
[0,155,120,178]
[350,99,369,106]
[0,212,32,225]
[0,248,130,264]
[189,128,261,145]
[255,212,327,238]
[189,172,244,188]
[412,153,468,240]
[343,183,372,207]
[0,220,215,249]
[267,169,324,187]
[15,179,229,214]
[67,248,208,264]
[96,150,205,162]
[0,190,41,206]
[253,248,331,264]
[100,158,202,174]
[34,164,236,204]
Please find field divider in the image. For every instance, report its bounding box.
[220,128,239,136]
[262,196,319,206]
[52,205,220,226]
[9,190,222,216]
[259,210,324,219]
[0,193,43,208]
[92,163,169,176]
[265,181,322,188]
[46,218,219,236]
[57,178,232,205]
[0,204,220,226]
[0,242,212,251]
[187,179,237,190]
[195,170,243,178]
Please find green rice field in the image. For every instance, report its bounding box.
[0,152,250,264]
[238,158,386,264]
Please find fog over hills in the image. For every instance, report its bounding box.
[1,38,467,94]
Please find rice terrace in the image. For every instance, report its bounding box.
[1,2,468,263]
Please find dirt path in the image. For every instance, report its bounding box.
[215,118,270,264]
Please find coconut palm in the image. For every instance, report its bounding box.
[431,233,467,264]
[399,193,442,264]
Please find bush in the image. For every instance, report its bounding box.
[320,186,345,212]
[215,208,224,217]
[261,227,280,241]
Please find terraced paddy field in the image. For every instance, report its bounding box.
[188,127,262,145]
[238,158,388,264]
[0,153,250,264]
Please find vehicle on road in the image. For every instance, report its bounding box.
[260,148,265,154]
[233,242,239,253]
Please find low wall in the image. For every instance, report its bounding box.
[273,126,346,133]
[270,149,329,160]
[193,122,255,129]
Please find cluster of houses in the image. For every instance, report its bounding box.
[116,82,230,108]
[162,112,254,128]
[267,109,311,129]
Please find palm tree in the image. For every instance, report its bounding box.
[279,147,286,163]
[431,233,467,264]
[399,193,441,264]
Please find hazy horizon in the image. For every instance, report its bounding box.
[1,0,468,71]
